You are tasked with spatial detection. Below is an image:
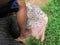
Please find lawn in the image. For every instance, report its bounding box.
[26,0,60,45]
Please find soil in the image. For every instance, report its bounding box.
[26,0,48,6]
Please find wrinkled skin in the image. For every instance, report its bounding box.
[26,3,48,41]
[17,3,48,43]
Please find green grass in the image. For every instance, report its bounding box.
[26,0,60,45]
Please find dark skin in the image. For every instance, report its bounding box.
[0,0,29,37]
[17,1,47,41]
[0,0,46,41]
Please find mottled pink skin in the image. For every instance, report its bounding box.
[19,4,48,42]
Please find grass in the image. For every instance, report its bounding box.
[26,0,60,45]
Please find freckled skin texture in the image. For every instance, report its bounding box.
[0,0,48,44]
[17,2,48,43]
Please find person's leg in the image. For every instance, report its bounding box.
[0,15,25,45]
